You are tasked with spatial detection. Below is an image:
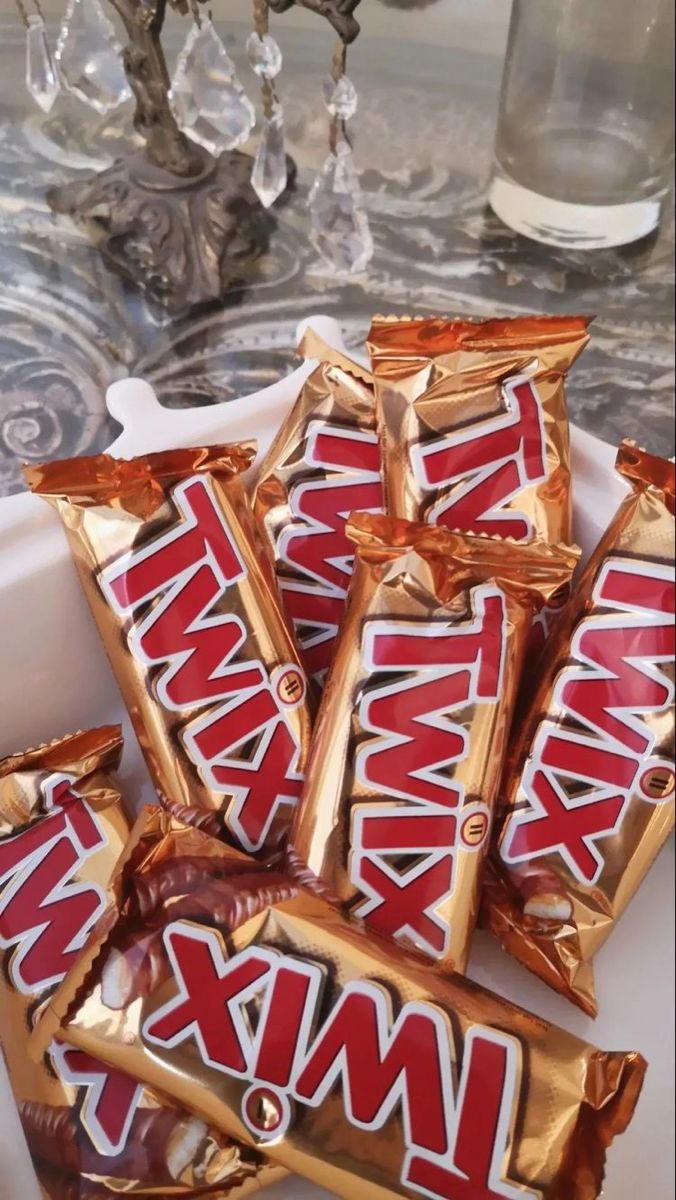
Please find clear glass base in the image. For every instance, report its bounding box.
[488,172,664,250]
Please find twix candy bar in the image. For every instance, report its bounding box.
[45,808,645,1200]
[26,447,313,857]
[0,729,277,1198]
[289,514,579,973]
[368,314,589,542]
[254,329,382,683]
[485,444,675,1017]
[0,728,128,1009]
[369,315,590,657]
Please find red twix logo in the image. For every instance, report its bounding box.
[277,422,382,680]
[0,776,107,993]
[351,587,507,959]
[102,476,306,853]
[144,923,538,1200]
[0,776,141,1158]
[502,559,676,884]
[411,375,548,539]
[50,1043,143,1157]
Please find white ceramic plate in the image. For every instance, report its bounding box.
[0,317,672,1200]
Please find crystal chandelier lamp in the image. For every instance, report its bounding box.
[40,0,366,310]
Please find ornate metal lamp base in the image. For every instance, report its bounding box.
[48,146,285,311]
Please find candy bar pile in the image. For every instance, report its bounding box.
[1,315,672,1200]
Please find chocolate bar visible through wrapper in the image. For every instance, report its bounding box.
[255,329,382,683]
[485,443,675,1016]
[289,515,579,973]
[26,447,313,858]
[45,808,645,1200]
[0,730,277,1198]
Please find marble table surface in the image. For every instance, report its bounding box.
[0,0,674,503]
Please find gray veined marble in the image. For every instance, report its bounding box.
[0,15,673,499]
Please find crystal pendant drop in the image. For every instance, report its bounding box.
[56,0,130,115]
[251,108,287,207]
[26,15,61,113]
[246,32,283,79]
[322,75,358,120]
[170,20,255,152]
[309,141,374,274]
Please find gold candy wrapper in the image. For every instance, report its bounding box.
[289,514,579,973]
[254,329,382,683]
[484,443,675,1017]
[0,729,276,1199]
[43,808,645,1200]
[368,314,589,543]
[26,447,313,858]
